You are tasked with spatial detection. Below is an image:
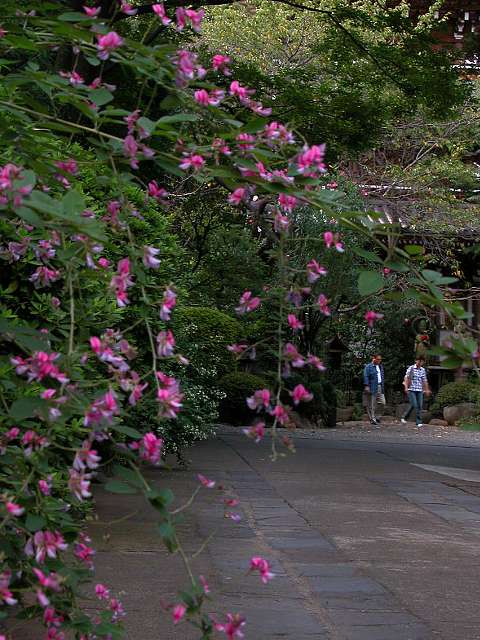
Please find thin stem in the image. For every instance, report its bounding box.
[170,486,201,515]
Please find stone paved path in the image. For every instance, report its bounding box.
[90,427,480,640]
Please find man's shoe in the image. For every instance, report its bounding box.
[400,418,407,424]
[417,423,423,428]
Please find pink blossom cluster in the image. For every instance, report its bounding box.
[147,180,168,204]
[0,570,17,606]
[364,310,384,327]
[22,430,49,457]
[0,163,33,207]
[249,556,275,583]
[25,530,68,564]
[156,329,175,357]
[30,266,61,287]
[160,286,177,321]
[96,31,124,60]
[156,372,183,419]
[74,533,95,568]
[306,259,327,282]
[139,432,163,465]
[90,331,135,373]
[173,49,206,86]
[11,351,69,384]
[110,257,134,307]
[235,290,261,315]
[214,613,246,639]
[83,389,119,428]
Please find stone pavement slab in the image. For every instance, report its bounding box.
[87,429,480,639]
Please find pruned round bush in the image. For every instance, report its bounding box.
[218,371,269,425]
[431,381,480,412]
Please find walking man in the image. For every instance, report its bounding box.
[363,354,386,425]
[400,356,431,427]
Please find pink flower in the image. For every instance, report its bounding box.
[227,343,248,355]
[147,180,168,203]
[263,122,294,145]
[283,342,305,368]
[270,403,290,426]
[32,568,61,591]
[74,538,95,567]
[11,351,69,384]
[274,212,290,233]
[96,32,124,60]
[212,54,231,75]
[179,153,205,172]
[306,259,327,283]
[123,134,139,168]
[143,246,161,269]
[25,531,68,564]
[68,469,92,501]
[297,144,326,175]
[307,354,326,371]
[156,330,175,357]
[246,389,270,412]
[110,597,125,620]
[120,2,137,15]
[278,193,297,213]
[215,613,246,639]
[98,257,110,269]
[159,287,177,321]
[172,603,186,624]
[0,570,17,606]
[95,584,110,600]
[83,5,101,17]
[140,432,163,465]
[229,80,253,100]
[198,473,215,488]
[364,310,384,328]
[236,133,256,151]
[323,231,343,252]
[383,267,391,275]
[173,50,206,85]
[287,314,304,331]
[73,440,101,471]
[110,257,134,307]
[84,389,119,427]
[55,159,78,175]
[5,500,24,516]
[30,266,61,287]
[199,575,210,593]
[249,556,275,583]
[38,478,52,496]
[235,290,261,314]
[156,372,183,419]
[317,294,331,316]
[228,187,247,205]
[152,3,171,25]
[243,421,265,443]
[194,88,224,106]
[290,384,313,405]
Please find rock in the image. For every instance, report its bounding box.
[443,403,476,425]
[429,418,448,426]
[421,410,432,424]
[337,407,354,422]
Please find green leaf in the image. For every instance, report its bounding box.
[89,88,114,107]
[58,12,93,22]
[62,189,86,218]
[404,244,424,256]
[104,480,138,495]
[350,246,383,264]
[357,270,384,296]
[156,113,199,126]
[110,424,142,439]
[384,260,409,273]
[157,521,178,552]
[25,514,47,532]
[10,397,46,421]
[147,488,174,509]
[439,357,465,369]
[111,465,144,489]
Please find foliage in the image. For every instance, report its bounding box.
[0,2,476,639]
[172,306,244,380]
[201,0,465,156]
[431,381,480,412]
[218,371,269,424]
[295,378,337,428]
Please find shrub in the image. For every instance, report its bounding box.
[172,307,244,382]
[431,381,480,412]
[294,379,337,428]
[218,371,270,425]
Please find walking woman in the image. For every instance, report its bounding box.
[400,356,431,427]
